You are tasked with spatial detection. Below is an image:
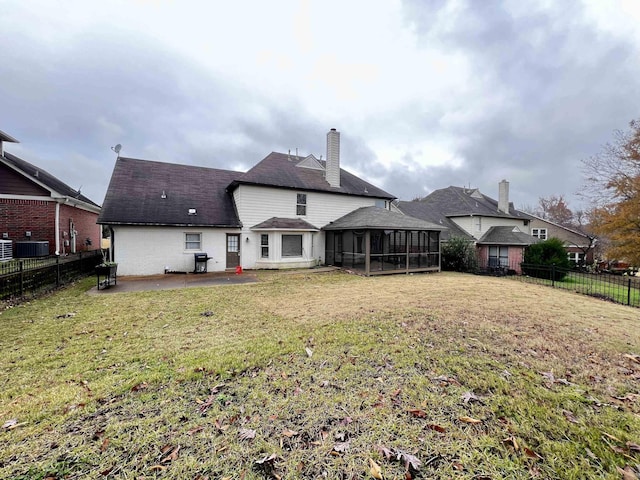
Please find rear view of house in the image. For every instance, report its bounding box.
[0,130,101,258]
[99,129,445,276]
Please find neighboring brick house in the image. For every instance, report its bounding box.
[0,130,101,257]
[98,129,445,276]
[398,180,536,273]
[528,215,596,266]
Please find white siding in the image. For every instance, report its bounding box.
[452,216,530,239]
[234,185,388,268]
[112,225,239,276]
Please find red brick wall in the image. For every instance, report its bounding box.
[0,198,99,255]
[59,204,100,254]
[0,198,56,250]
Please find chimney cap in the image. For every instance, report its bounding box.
[330,128,337,132]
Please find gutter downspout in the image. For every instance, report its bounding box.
[55,200,62,255]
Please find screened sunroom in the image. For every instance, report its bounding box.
[323,206,446,276]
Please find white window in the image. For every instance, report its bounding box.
[185,233,201,250]
[489,246,509,267]
[532,228,547,240]
[282,234,303,257]
[474,217,482,232]
[296,193,307,216]
[261,234,269,258]
[568,252,585,264]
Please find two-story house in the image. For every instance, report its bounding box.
[398,180,536,273]
[98,129,445,276]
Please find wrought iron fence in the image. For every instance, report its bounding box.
[0,250,103,302]
[475,258,640,308]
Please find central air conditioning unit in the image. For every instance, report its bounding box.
[0,240,12,261]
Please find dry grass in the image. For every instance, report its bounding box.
[0,271,639,479]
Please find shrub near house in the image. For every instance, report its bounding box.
[523,237,572,281]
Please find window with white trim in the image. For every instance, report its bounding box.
[489,246,509,267]
[261,234,269,258]
[185,233,202,250]
[532,228,547,240]
[296,193,307,215]
[282,234,303,257]
[567,252,585,264]
[474,216,482,232]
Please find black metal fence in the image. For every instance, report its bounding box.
[475,259,640,308]
[0,250,103,302]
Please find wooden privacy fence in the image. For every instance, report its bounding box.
[0,250,103,301]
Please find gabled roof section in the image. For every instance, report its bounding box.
[417,186,531,219]
[230,152,395,200]
[98,157,242,227]
[396,200,474,241]
[251,217,319,231]
[1,151,100,208]
[477,226,538,246]
[296,154,324,170]
[323,206,446,231]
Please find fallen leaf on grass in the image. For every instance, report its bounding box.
[161,445,180,463]
[239,428,256,441]
[503,436,519,451]
[396,449,422,471]
[617,466,639,480]
[523,447,542,460]
[623,354,640,364]
[562,409,580,424]
[612,393,640,402]
[461,391,483,404]
[369,458,383,479]
[458,416,482,424]
[305,347,313,358]
[332,441,350,454]
[427,424,447,433]
[149,465,167,472]
[282,429,298,438]
[408,408,427,418]
[627,442,640,453]
[131,382,148,392]
[187,425,205,435]
[100,438,110,452]
[376,445,394,460]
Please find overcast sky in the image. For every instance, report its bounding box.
[2,0,639,210]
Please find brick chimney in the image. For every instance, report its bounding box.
[326,128,340,188]
[498,179,509,214]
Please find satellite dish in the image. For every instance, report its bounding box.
[111,144,122,154]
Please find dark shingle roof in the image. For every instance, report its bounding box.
[251,217,319,230]
[477,226,538,245]
[2,151,100,207]
[98,157,242,227]
[412,186,531,219]
[323,206,446,231]
[396,200,473,241]
[230,152,395,200]
[397,186,534,241]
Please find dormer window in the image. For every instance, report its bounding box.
[296,193,307,216]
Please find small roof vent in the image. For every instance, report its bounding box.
[188,208,197,215]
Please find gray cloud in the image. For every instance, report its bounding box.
[2,0,639,213]
[397,0,640,208]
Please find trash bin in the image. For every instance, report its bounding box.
[194,253,211,273]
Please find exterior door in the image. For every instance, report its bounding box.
[226,234,240,269]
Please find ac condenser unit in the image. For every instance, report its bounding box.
[0,240,12,261]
